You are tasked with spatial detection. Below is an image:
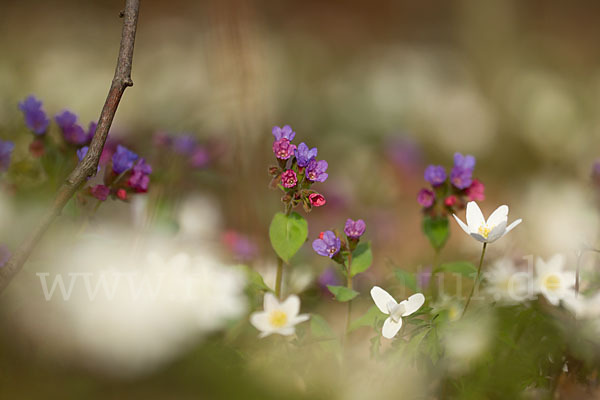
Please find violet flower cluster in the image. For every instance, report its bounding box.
[17,95,98,158]
[76,144,153,202]
[268,125,328,212]
[417,152,485,216]
[312,218,366,263]
[153,132,211,169]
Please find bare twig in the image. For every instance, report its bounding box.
[0,0,141,294]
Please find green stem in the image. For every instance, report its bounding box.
[462,242,487,316]
[344,252,353,346]
[274,204,293,300]
[430,247,441,300]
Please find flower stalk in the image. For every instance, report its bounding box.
[462,242,487,316]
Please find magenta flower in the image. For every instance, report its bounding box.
[0,140,15,172]
[90,185,110,201]
[312,231,341,258]
[18,96,49,135]
[295,142,317,167]
[112,145,138,174]
[222,231,258,261]
[450,152,475,189]
[305,159,328,182]
[465,179,485,201]
[444,195,457,207]
[55,110,89,145]
[190,146,210,168]
[272,125,296,141]
[424,165,446,186]
[309,193,326,207]
[273,138,297,160]
[344,218,366,239]
[281,169,298,188]
[417,188,435,208]
[127,158,152,192]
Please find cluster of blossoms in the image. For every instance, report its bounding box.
[77,144,152,202]
[268,125,328,212]
[15,95,152,203]
[417,152,485,216]
[312,218,366,262]
[154,132,211,169]
[18,95,98,155]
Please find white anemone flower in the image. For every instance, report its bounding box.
[563,292,600,319]
[453,201,522,243]
[483,258,529,305]
[250,293,310,338]
[533,254,575,306]
[370,286,425,339]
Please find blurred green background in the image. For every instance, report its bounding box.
[2,0,600,398]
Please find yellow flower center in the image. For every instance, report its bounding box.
[478,225,491,238]
[543,275,561,291]
[269,310,288,328]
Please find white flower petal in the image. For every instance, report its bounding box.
[466,202,485,232]
[486,220,507,243]
[370,286,396,314]
[486,205,508,227]
[292,314,310,325]
[250,311,271,332]
[561,271,576,289]
[453,214,471,235]
[382,316,403,339]
[263,292,279,311]
[276,327,296,336]
[400,293,425,316]
[470,232,487,243]
[503,219,522,236]
[281,294,300,317]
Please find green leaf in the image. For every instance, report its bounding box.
[268,212,308,262]
[422,216,449,250]
[395,269,418,291]
[349,306,386,332]
[327,285,359,302]
[349,241,373,277]
[310,314,341,354]
[435,261,477,278]
[240,265,272,292]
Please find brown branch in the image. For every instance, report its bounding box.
[0,0,141,294]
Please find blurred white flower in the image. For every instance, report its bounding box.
[250,293,309,338]
[442,313,493,372]
[431,294,463,322]
[177,194,222,239]
[483,258,529,305]
[563,292,600,319]
[533,254,575,306]
[370,286,425,339]
[5,230,247,377]
[453,201,522,243]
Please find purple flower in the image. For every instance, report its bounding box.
[0,140,15,172]
[424,165,446,186]
[450,152,475,189]
[592,161,600,184]
[386,137,423,174]
[417,266,432,290]
[281,169,298,188]
[272,138,297,160]
[173,135,197,155]
[318,267,341,291]
[55,110,88,145]
[112,145,138,174]
[312,231,341,258]
[0,244,10,267]
[222,231,257,261]
[77,146,89,161]
[18,96,49,135]
[90,185,110,201]
[295,142,318,167]
[190,146,210,168]
[417,188,435,207]
[344,218,366,239]
[87,121,97,140]
[272,125,295,141]
[305,159,328,182]
[127,158,152,192]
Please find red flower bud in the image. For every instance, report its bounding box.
[116,188,127,200]
[309,193,326,207]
